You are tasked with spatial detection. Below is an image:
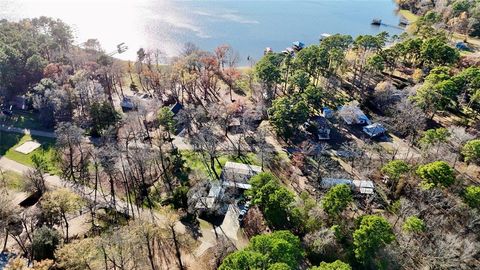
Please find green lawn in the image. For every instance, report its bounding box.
[180,150,260,178]
[1,110,52,131]
[1,170,25,191]
[398,9,419,23]
[0,131,58,173]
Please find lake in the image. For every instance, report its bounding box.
[0,0,403,63]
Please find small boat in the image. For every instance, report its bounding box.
[371,18,382,25]
[319,33,332,41]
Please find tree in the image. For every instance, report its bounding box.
[219,231,303,270]
[310,260,352,270]
[381,160,410,182]
[157,106,176,139]
[55,238,102,270]
[461,139,480,164]
[419,128,451,149]
[0,193,20,251]
[420,36,460,67]
[464,186,480,208]
[416,161,455,188]
[402,216,425,235]
[255,53,283,100]
[268,96,309,141]
[32,226,61,261]
[218,250,266,270]
[89,101,120,136]
[246,172,295,229]
[40,188,83,242]
[353,215,395,263]
[321,184,352,218]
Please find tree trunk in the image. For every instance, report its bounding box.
[170,226,184,270]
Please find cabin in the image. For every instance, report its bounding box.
[321,178,375,195]
[311,116,331,140]
[338,103,371,125]
[362,123,386,138]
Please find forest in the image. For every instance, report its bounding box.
[0,11,479,270]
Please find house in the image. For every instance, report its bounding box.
[321,178,375,195]
[221,161,262,184]
[362,123,386,138]
[311,116,331,140]
[264,47,273,54]
[282,47,295,56]
[292,41,305,51]
[338,102,371,125]
[195,182,223,210]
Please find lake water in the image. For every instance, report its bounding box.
[0,0,403,63]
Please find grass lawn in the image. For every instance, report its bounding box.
[181,150,260,178]
[398,9,419,23]
[1,170,25,191]
[1,110,53,131]
[0,131,58,173]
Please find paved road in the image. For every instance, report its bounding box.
[0,124,56,138]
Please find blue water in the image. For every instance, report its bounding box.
[0,0,402,62]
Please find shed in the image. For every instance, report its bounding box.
[362,123,386,137]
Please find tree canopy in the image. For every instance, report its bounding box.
[416,161,455,188]
[353,215,395,262]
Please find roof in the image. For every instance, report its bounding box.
[221,162,262,183]
[223,181,252,190]
[338,104,371,125]
[321,178,353,188]
[292,41,305,48]
[312,116,329,129]
[363,123,386,137]
[352,180,375,194]
[170,102,183,115]
[321,178,375,194]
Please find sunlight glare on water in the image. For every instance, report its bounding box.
[0,0,402,62]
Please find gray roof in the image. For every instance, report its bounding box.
[363,123,386,137]
[221,161,262,184]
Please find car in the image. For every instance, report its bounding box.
[238,209,247,222]
[244,201,251,210]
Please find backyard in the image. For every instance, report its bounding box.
[0,131,57,173]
